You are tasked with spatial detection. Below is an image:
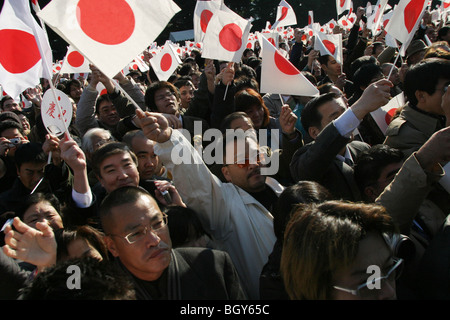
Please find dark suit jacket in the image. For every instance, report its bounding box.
[119,247,247,300]
[289,121,370,201]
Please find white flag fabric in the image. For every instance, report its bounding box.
[60,46,91,74]
[314,32,343,65]
[370,92,405,135]
[272,0,297,30]
[259,35,319,97]
[336,0,352,16]
[201,9,252,63]
[385,0,428,45]
[37,0,181,79]
[150,43,182,82]
[367,0,389,35]
[0,0,52,100]
[193,0,222,43]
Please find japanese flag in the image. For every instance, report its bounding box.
[261,31,279,48]
[0,0,53,100]
[308,11,314,27]
[385,0,428,45]
[194,0,222,43]
[314,32,343,65]
[443,0,450,11]
[37,0,181,79]
[150,42,182,82]
[259,35,319,97]
[370,92,405,135]
[201,9,252,63]
[367,0,389,35]
[272,0,297,30]
[60,46,91,74]
[337,0,352,16]
[31,0,41,13]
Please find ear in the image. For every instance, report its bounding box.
[104,236,119,257]
[364,186,378,202]
[308,126,321,140]
[415,90,427,105]
[221,166,232,183]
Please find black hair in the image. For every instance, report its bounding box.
[165,205,211,248]
[354,144,404,197]
[0,119,24,136]
[90,142,137,178]
[403,58,450,106]
[300,92,340,132]
[144,81,180,112]
[18,257,136,300]
[14,142,46,169]
[273,181,333,241]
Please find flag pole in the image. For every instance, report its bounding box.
[113,78,143,112]
[29,15,70,136]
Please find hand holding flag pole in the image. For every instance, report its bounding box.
[222,62,235,101]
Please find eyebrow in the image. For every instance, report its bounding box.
[102,158,133,171]
[123,215,160,233]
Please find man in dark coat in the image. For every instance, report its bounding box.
[99,185,247,300]
[290,79,393,201]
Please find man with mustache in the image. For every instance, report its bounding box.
[99,186,246,300]
[136,108,284,300]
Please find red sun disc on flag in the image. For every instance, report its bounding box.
[323,40,336,55]
[76,0,135,45]
[67,51,85,68]
[160,53,172,72]
[219,23,243,52]
[274,50,300,75]
[279,7,288,21]
[404,0,427,33]
[385,108,397,125]
[200,9,213,33]
[0,29,41,74]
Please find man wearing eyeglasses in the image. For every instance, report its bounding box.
[135,109,284,300]
[100,186,246,300]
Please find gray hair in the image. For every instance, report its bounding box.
[81,128,113,154]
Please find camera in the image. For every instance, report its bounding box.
[9,138,21,145]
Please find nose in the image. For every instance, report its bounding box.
[117,168,129,180]
[144,228,161,247]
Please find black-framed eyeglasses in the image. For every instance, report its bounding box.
[333,257,403,299]
[109,213,168,245]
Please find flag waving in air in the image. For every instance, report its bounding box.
[201,8,252,63]
[193,0,222,42]
[314,32,343,65]
[336,0,352,16]
[367,0,389,35]
[60,45,92,74]
[385,0,428,47]
[150,42,182,82]
[259,35,319,97]
[272,0,297,30]
[37,0,181,79]
[0,0,53,100]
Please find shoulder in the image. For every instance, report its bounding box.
[174,247,231,266]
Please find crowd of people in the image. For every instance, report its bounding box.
[0,6,449,301]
